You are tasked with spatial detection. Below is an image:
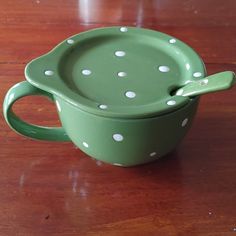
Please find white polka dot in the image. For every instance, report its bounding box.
[115,51,126,57]
[118,72,127,77]
[67,39,74,44]
[120,27,128,32]
[193,72,202,78]
[55,100,61,112]
[99,104,107,110]
[150,152,157,157]
[176,88,184,96]
[167,100,176,106]
[44,70,54,76]
[181,118,188,127]
[169,38,176,44]
[125,91,136,98]
[159,66,170,72]
[113,134,124,142]
[82,69,92,75]
[82,142,89,148]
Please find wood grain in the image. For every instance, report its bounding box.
[0,1,236,235]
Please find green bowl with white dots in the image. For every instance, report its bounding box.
[3,27,235,167]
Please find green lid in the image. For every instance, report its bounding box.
[25,27,206,118]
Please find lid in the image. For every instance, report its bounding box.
[25,27,206,118]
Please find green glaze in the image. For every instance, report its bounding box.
[176,71,235,97]
[3,81,70,141]
[24,27,206,118]
[3,27,235,166]
[54,96,199,166]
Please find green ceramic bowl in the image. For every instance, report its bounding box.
[3,27,235,166]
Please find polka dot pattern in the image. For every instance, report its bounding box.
[167,100,176,106]
[193,72,202,78]
[113,134,124,142]
[125,91,136,98]
[44,70,54,76]
[67,39,74,44]
[159,66,170,72]
[118,72,127,77]
[83,142,89,148]
[120,27,128,32]
[169,38,176,44]
[82,69,92,75]
[99,104,108,110]
[115,51,126,57]
[45,29,204,121]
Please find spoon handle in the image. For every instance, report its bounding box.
[176,71,235,97]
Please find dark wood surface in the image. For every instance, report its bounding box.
[1,1,236,235]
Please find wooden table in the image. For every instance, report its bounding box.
[1,1,236,235]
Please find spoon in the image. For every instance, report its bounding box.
[175,71,235,97]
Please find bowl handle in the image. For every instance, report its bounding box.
[3,81,70,141]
